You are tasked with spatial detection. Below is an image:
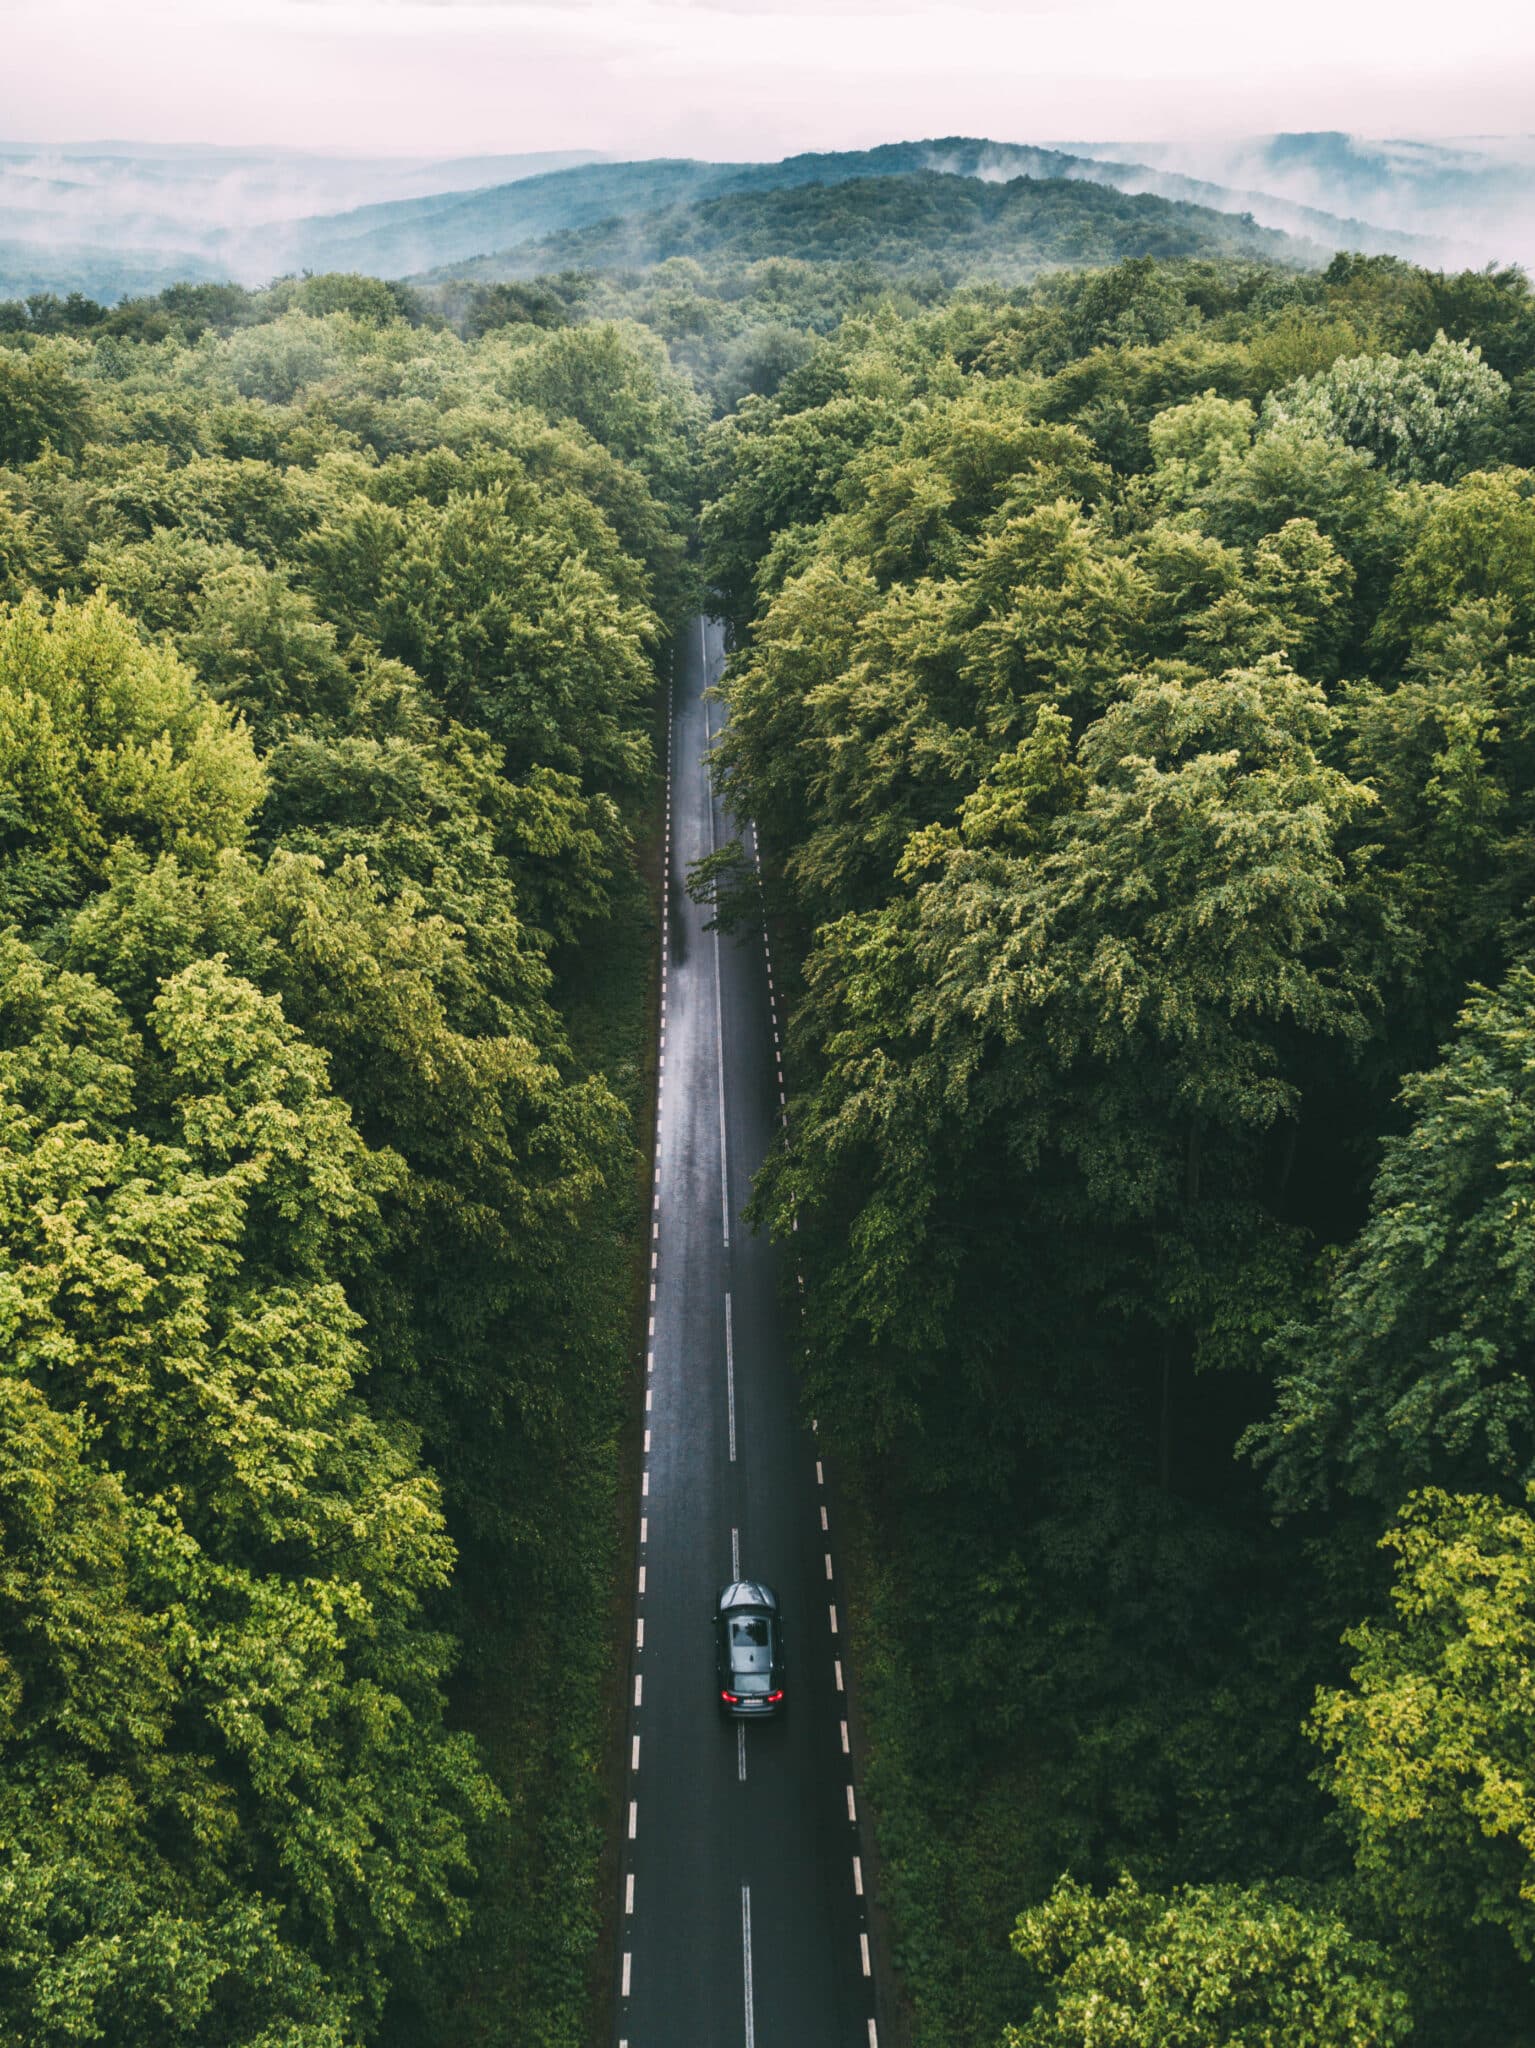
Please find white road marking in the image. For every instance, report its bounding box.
[846,1784,857,1824]
[703,696,732,1250]
[647,1349,654,1368]
[645,1386,652,1412]
[861,1933,871,1977]
[821,1506,829,1531]
[737,1722,747,1782]
[725,1292,737,1463]
[640,1517,647,1545]
[731,1526,740,1577]
[634,1674,643,1707]
[636,1618,644,1649]
[626,1873,635,1914]
[648,1315,655,1337]
[642,1471,649,1496]
[817,1461,824,1485]
[622,1952,631,1998]
[841,1719,850,1753]
[853,1855,863,1896]
[638,1565,647,1594]
[628,1801,638,1839]
[869,2024,880,2048]
[644,1430,651,1453]
[829,1604,839,1634]
[741,1885,756,2048]
[632,1735,641,1771]
[835,1659,844,1691]
[825,1554,834,1580]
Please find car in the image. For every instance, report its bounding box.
[715,1579,786,1717]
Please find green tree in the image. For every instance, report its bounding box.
[1005,1874,1410,2048]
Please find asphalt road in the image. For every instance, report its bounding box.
[616,619,877,2048]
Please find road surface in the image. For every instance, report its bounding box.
[615,618,877,2048]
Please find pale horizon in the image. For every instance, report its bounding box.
[2,0,1531,161]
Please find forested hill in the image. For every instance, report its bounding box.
[701,251,1535,2048]
[418,169,1312,284]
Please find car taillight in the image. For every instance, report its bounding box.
[767,1690,783,1702]
[721,1690,738,1703]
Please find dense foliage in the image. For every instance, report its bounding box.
[0,278,697,2044]
[701,250,1535,2045]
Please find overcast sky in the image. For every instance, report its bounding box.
[2,0,1531,159]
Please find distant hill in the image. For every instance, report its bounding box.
[0,132,1468,303]
[1065,131,1535,266]
[283,136,1415,282]
[414,169,1317,286]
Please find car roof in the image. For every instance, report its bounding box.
[718,1579,779,1613]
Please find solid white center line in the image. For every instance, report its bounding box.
[725,1292,737,1463]
[741,1885,755,2048]
[703,692,732,1250]
[737,1722,747,1782]
[731,1526,740,1577]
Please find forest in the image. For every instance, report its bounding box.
[5,217,1535,2047]
[0,270,698,2045]
[701,249,1535,2044]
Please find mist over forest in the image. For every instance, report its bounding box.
[3,129,1534,304]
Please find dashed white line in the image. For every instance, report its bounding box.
[853,1855,864,1896]
[640,1517,647,1544]
[634,1674,643,1707]
[816,1461,824,1486]
[869,2023,880,2048]
[860,1933,871,1977]
[626,1873,635,1914]
[846,1784,857,1824]
[636,1618,644,1649]
[644,1430,651,1453]
[821,1505,829,1531]
[841,1719,850,1754]
[825,1553,834,1580]
[622,1952,631,1998]
[829,1604,839,1635]
[731,1526,740,1577]
[638,1565,647,1594]
[642,1471,650,1496]
[737,1722,747,1783]
[628,1800,638,1840]
[632,1735,641,1771]
[835,1658,844,1692]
